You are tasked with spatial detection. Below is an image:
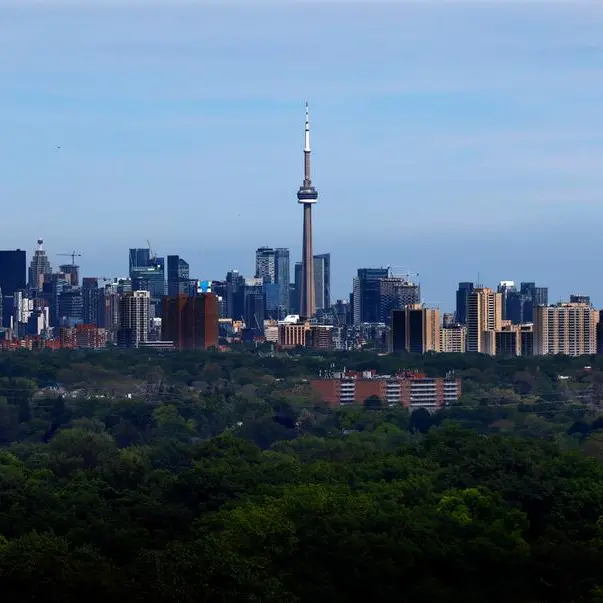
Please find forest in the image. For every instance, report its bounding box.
[1,348,603,601]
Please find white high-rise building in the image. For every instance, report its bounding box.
[117,290,150,348]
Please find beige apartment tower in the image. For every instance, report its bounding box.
[466,287,502,355]
[534,303,598,356]
[441,325,467,353]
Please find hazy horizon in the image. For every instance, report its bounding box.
[1,1,602,311]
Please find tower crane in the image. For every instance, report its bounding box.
[386,265,419,280]
[57,251,82,266]
[147,239,157,262]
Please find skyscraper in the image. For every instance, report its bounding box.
[391,305,441,354]
[0,250,26,297]
[313,253,331,312]
[58,289,83,327]
[497,281,516,321]
[519,282,548,322]
[353,268,389,324]
[129,248,150,274]
[255,247,276,282]
[167,255,191,296]
[297,103,319,319]
[162,293,218,350]
[28,239,52,291]
[82,278,101,326]
[130,253,165,310]
[292,262,303,315]
[59,264,79,287]
[225,270,245,320]
[534,302,598,356]
[243,278,265,335]
[455,282,474,324]
[274,248,290,314]
[467,287,502,355]
[379,277,421,324]
[117,290,150,348]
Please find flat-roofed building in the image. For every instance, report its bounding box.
[161,293,218,350]
[467,287,502,355]
[311,369,461,411]
[441,325,467,353]
[391,305,440,354]
[534,303,598,356]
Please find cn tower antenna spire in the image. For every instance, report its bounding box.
[304,101,310,152]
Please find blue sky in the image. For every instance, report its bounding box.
[1,1,602,310]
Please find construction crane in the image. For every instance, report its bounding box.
[147,239,157,262]
[423,300,443,308]
[57,251,82,266]
[386,265,419,280]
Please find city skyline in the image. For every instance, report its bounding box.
[1,4,603,306]
[1,236,598,314]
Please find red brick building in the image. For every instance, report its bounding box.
[311,369,461,411]
[162,294,218,350]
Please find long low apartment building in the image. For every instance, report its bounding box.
[311,369,461,411]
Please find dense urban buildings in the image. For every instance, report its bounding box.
[0,233,600,358]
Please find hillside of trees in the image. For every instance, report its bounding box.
[1,349,603,601]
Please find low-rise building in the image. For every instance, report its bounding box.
[311,369,461,411]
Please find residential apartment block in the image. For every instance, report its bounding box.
[534,303,598,356]
[311,369,461,411]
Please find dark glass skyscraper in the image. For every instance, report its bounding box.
[455,282,474,324]
[520,282,548,322]
[313,253,330,312]
[353,268,389,324]
[263,282,280,319]
[58,289,83,327]
[167,255,190,296]
[129,248,150,274]
[379,277,420,324]
[275,248,290,314]
[292,262,303,315]
[244,280,265,335]
[0,250,26,297]
[82,277,101,326]
[225,270,245,320]
[129,250,165,310]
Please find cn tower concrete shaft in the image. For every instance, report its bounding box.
[301,202,315,319]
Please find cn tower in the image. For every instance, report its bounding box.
[297,102,318,319]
